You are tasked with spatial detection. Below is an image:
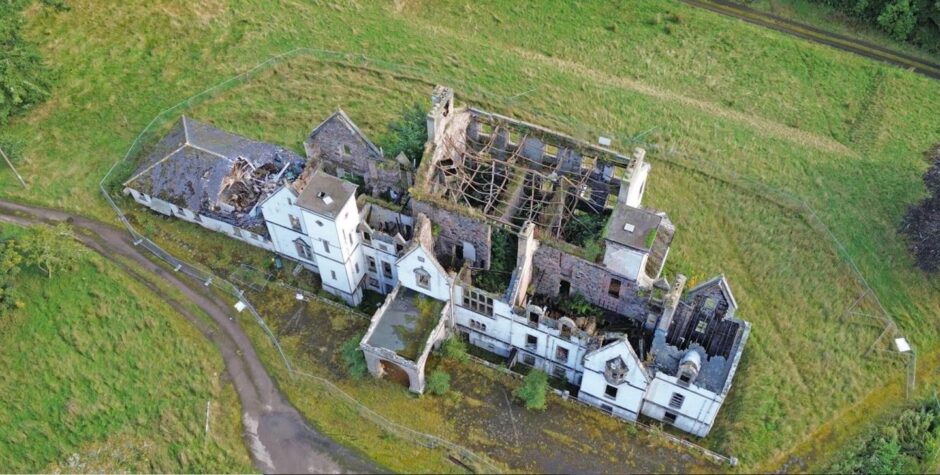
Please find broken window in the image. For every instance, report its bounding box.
[600,404,614,414]
[604,385,618,399]
[608,278,622,298]
[368,277,379,287]
[367,256,377,272]
[555,346,569,363]
[463,289,493,316]
[664,412,678,424]
[522,354,536,366]
[528,312,539,326]
[193,214,202,223]
[340,144,351,156]
[382,261,393,278]
[559,279,571,296]
[415,268,431,290]
[526,334,538,350]
[294,239,313,260]
[233,227,242,237]
[470,320,486,332]
[362,231,372,244]
[669,393,685,410]
[289,214,302,232]
[553,365,566,379]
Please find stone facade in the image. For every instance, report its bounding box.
[531,243,649,319]
[410,198,491,269]
[304,110,411,198]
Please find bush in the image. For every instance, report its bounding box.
[340,335,368,379]
[513,369,548,410]
[441,336,469,363]
[377,102,427,168]
[425,370,450,396]
[829,395,940,474]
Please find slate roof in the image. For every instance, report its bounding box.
[124,116,304,214]
[296,169,358,218]
[305,109,383,158]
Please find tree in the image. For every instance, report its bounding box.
[0,239,23,315]
[425,370,450,396]
[341,335,368,379]
[513,369,548,410]
[878,0,918,40]
[18,223,83,279]
[377,102,427,168]
[440,336,469,363]
[900,145,940,272]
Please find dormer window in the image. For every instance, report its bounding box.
[415,268,431,290]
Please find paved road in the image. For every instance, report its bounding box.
[0,200,382,474]
[683,0,940,80]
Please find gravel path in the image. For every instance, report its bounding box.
[0,200,382,474]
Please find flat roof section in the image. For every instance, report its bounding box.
[367,288,445,361]
[605,205,662,251]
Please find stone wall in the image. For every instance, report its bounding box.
[410,198,491,269]
[531,243,649,319]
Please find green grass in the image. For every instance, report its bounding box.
[0,224,251,472]
[737,0,940,63]
[0,0,939,470]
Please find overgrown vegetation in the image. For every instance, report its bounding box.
[440,335,469,363]
[828,395,940,474]
[425,370,451,396]
[514,369,549,410]
[809,0,940,48]
[474,227,517,293]
[341,334,368,379]
[557,292,604,319]
[901,143,940,272]
[377,102,427,168]
[0,0,56,127]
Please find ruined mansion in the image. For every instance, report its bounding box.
[123,86,750,438]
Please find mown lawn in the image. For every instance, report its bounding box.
[1,0,939,470]
[0,224,251,472]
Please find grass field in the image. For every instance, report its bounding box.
[737,0,940,62]
[1,0,939,470]
[0,224,251,472]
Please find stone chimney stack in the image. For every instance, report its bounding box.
[427,85,454,145]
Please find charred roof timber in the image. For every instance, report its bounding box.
[123,116,305,230]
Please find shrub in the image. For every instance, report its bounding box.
[340,335,368,379]
[441,336,469,363]
[377,102,427,168]
[425,370,450,396]
[829,395,940,473]
[514,369,548,410]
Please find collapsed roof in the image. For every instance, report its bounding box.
[124,116,305,228]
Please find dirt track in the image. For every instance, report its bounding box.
[0,200,381,474]
[683,0,940,80]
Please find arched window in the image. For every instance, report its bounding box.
[414,268,431,290]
